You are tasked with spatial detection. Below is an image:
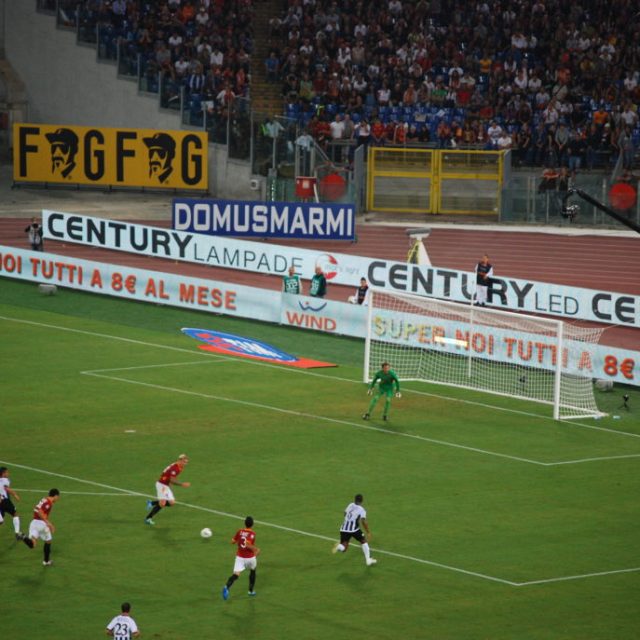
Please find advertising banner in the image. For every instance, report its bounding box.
[173,198,355,240]
[0,245,275,321]
[14,124,208,190]
[280,293,367,336]
[42,211,640,328]
[0,245,637,385]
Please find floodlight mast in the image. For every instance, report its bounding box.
[561,188,640,234]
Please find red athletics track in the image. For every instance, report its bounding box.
[1,218,638,351]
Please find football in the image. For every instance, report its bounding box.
[200,527,213,539]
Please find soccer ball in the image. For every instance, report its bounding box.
[200,527,213,539]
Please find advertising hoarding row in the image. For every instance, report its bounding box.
[43,211,640,328]
[0,245,636,385]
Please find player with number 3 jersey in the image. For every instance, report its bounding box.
[222,516,260,600]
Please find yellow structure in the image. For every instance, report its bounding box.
[366,147,506,214]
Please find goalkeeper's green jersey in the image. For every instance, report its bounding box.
[370,369,400,392]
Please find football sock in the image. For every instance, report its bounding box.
[368,395,379,413]
[0,512,3,524]
[44,542,51,562]
[361,542,371,561]
[146,505,162,519]
[384,397,391,416]
[23,537,34,549]
[13,516,21,534]
[249,570,256,592]
[226,574,238,589]
[150,500,159,507]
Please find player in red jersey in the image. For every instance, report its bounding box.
[222,516,260,600]
[145,454,190,525]
[22,488,60,566]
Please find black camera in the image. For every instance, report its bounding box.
[561,204,580,221]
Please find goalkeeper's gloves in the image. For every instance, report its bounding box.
[395,392,402,398]
[367,388,373,395]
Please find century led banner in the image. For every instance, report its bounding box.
[172,198,355,239]
[43,211,640,328]
[13,123,208,190]
[0,244,637,385]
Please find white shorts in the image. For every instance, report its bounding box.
[475,285,488,304]
[233,556,257,573]
[156,482,175,502]
[29,519,52,542]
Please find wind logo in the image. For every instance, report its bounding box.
[298,300,328,312]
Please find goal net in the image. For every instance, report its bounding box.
[365,289,606,420]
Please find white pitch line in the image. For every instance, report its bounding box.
[14,489,141,496]
[6,460,638,587]
[82,371,548,466]
[515,566,640,587]
[85,360,231,374]
[546,453,640,466]
[3,314,639,441]
[1,459,515,586]
[83,370,640,468]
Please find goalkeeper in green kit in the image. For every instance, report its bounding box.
[363,362,401,422]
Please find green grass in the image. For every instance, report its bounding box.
[1,277,639,640]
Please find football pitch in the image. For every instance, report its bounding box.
[1,277,639,640]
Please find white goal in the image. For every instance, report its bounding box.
[364,289,606,420]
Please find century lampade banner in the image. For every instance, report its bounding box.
[13,124,208,190]
[173,198,355,240]
[42,211,640,329]
[0,245,637,385]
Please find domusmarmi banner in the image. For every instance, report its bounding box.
[43,211,640,328]
[0,245,637,385]
[14,124,208,190]
[173,198,355,239]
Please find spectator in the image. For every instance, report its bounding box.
[567,130,585,175]
[554,123,570,166]
[486,120,502,148]
[370,118,386,146]
[497,129,513,150]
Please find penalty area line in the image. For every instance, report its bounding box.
[81,371,548,466]
[2,314,639,440]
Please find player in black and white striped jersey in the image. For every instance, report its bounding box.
[331,494,377,566]
[106,602,140,639]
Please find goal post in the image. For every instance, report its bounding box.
[365,289,606,420]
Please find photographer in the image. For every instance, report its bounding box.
[24,218,44,251]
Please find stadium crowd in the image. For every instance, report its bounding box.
[43,0,639,171]
[268,0,640,169]
[66,0,254,120]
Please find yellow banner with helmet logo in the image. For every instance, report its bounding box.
[13,124,208,190]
